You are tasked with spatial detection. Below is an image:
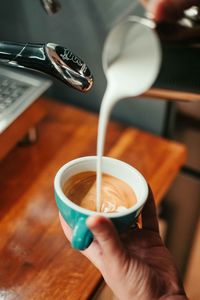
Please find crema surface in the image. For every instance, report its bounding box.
[63,171,137,213]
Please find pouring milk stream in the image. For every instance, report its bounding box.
[96,17,162,212]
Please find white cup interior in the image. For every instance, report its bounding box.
[55,156,148,217]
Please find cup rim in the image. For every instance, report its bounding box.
[54,156,148,218]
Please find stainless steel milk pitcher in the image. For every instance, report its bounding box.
[104,6,200,97]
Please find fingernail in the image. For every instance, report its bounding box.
[87,216,108,231]
[86,216,100,230]
[86,218,95,229]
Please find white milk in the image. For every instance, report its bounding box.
[96,19,161,211]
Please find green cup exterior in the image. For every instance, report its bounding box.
[55,191,145,250]
[55,192,93,249]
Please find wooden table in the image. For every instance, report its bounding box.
[0,98,47,161]
[0,98,186,300]
[143,88,200,102]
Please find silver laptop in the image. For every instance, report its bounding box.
[0,66,52,134]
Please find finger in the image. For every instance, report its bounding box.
[59,213,73,242]
[141,185,159,233]
[81,239,104,270]
[148,0,200,21]
[87,216,125,261]
[59,213,105,269]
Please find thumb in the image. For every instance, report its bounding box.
[87,216,125,261]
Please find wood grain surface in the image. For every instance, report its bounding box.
[143,88,200,102]
[0,98,47,160]
[0,98,187,300]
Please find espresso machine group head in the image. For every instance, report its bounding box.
[0,42,93,92]
[0,1,93,93]
[40,0,61,15]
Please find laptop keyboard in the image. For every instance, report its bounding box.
[0,67,52,133]
[0,75,30,114]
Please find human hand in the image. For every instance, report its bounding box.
[59,188,188,300]
[140,0,200,22]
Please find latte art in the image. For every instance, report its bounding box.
[63,171,137,213]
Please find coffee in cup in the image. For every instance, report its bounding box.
[63,171,137,213]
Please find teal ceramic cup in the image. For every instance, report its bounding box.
[54,156,148,250]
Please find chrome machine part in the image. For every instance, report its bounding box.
[40,0,61,15]
[0,42,93,92]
